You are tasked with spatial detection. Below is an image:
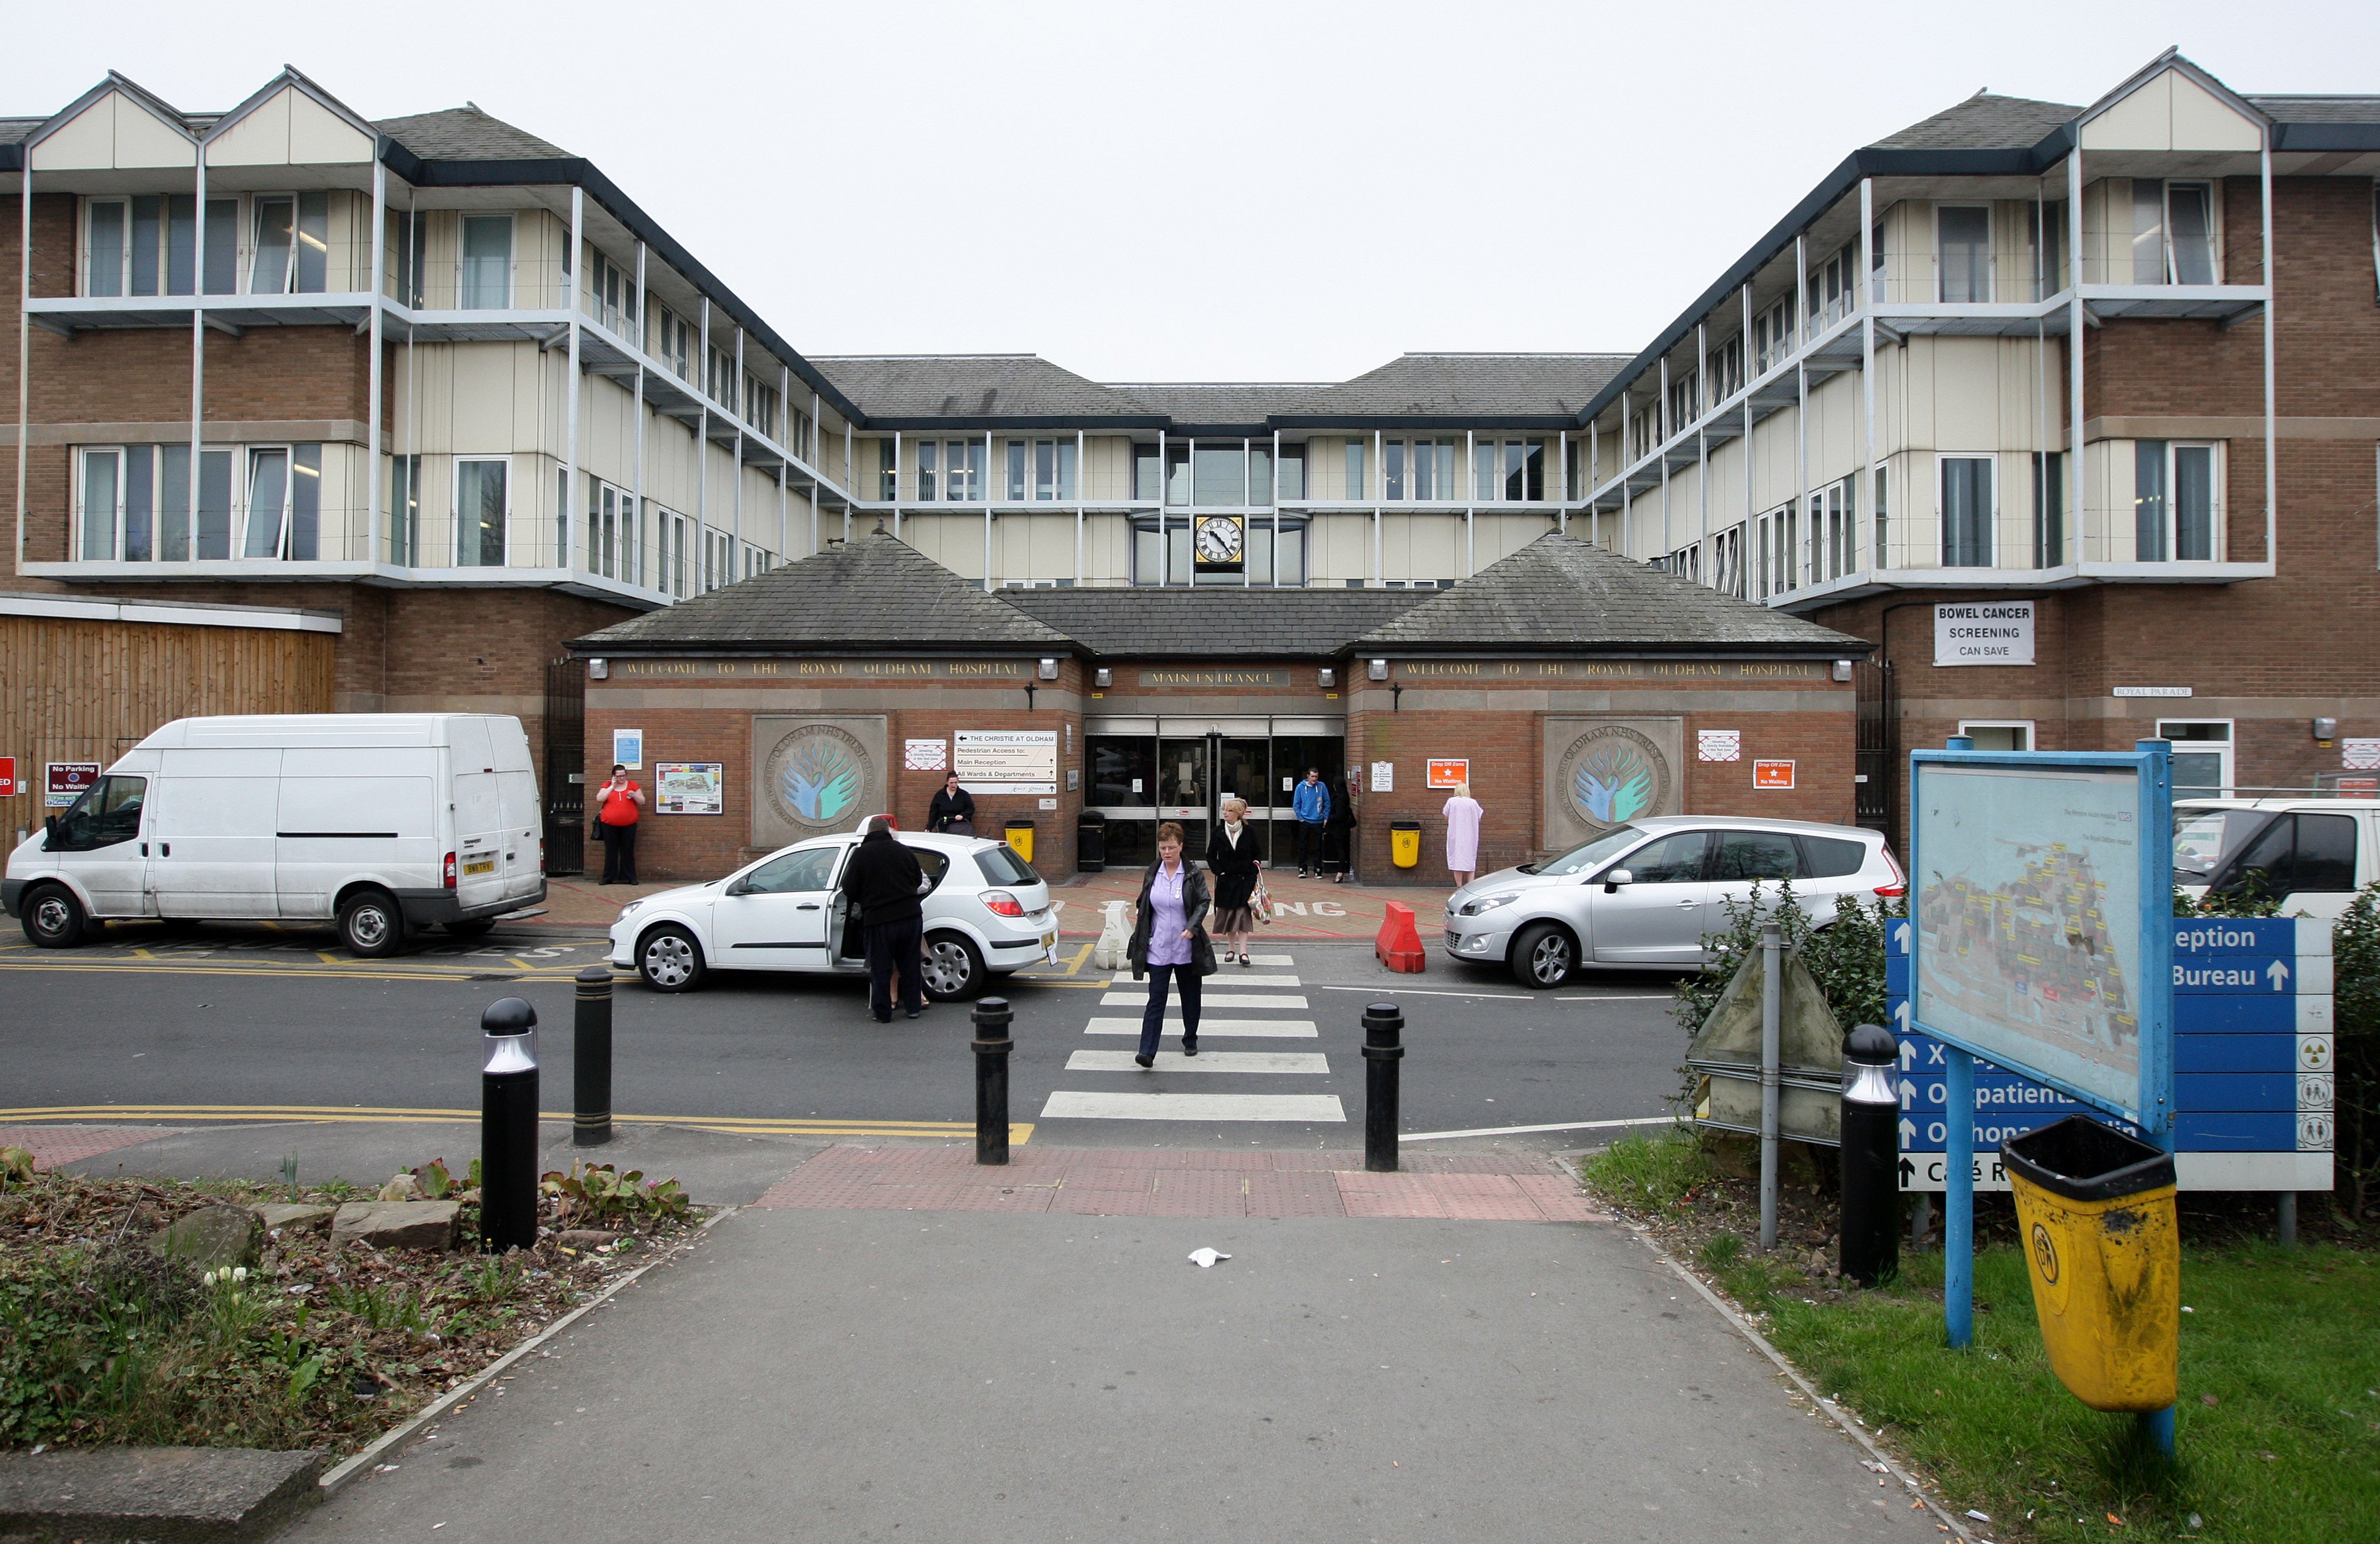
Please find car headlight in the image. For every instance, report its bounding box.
[1456,891,1521,918]
[616,899,644,920]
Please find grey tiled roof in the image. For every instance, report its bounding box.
[1355,533,1868,653]
[574,530,1070,652]
[0,119,40,146]
[1871,93,2081,151]
[1005,588,1428,659]
[2248,95,2380,124]
[811,356,1147,422]
[377,107,570,161]
[1325,354,1629,417]
[1106,383,1336,424]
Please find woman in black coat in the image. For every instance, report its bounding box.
[926,772,975,835]
[1205,796,1262,966]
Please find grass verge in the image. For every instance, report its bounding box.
[1584,1131,2380,1543]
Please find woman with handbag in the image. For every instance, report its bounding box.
[1205,797,1262,966]
[1125,822,1214,1068]
[927,771,976,836]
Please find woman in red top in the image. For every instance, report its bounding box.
[595,764,644,885]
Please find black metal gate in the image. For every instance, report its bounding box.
[1854,657,1897,852]
[543,657,586,876]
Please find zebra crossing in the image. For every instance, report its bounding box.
[1037,952,1348,1125]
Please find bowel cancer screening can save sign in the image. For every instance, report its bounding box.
[1933,601,2035,666]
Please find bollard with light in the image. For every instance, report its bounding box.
[480,995,540,1253]
[1838,1020,1901,1287]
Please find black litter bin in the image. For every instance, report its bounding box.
[1077,811,1107,873]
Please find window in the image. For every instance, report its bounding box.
[1706,335,1744,403]
[705,346,739,415]
[648,306,694,380]
[744,373,779,436]
[1709,523,1745,597]
[1752,293,1796,373]
[459,215,512,309]
[1381,438,1452,501]
[878,440,898,502]
[1133,516,1304,586]
[2133,441,2218,561]
[1343,440,1366,501]
[743,845,841,894]
[48,775,146,852]
[1619,830,1710,884]
[584,247,637,334]
[2133,180,2218,285]
[1958,721,2033,752]
[1711,830,1804,882]
[1666,370,1699,431]
[2032,451,2065,567]
[2028,202,2066,299]
[239,445,322,560]
[1627,403,1661,460]
[390,211,428,306]
[1754,503,1799,598]
[456,458,508,567]
[1872,466,1889,569]
[78,448,120,561]
[1937,206,1992,303]
[917,440,936,503]
[653,506,689,598]
[388,455,422,567]
[1799,835,1867,879]
[1814,243,1858,328]
[1133,443,1162,501]
[703,528,734,593]
[1871,217,1888,301]
[1940,456,1994,566]
[585,478,638,583]
[1034,439,1077,501]
[1805,479,1853,586]
[788,406,814,462]
[2211,812,2360,900]
[1473,438,1546,502]
[1190,443,1242,506]
[2158,720,2233,797]
[1276,445,1305,501]
[84,196,234,297]
[919,440,983,502]
[83,444,298,563]
[248,193,332,295]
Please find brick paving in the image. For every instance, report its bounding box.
[0,1125,185,1169]
[750,1144,1611,1223]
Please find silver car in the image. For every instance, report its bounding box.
[1442,815,1905,988]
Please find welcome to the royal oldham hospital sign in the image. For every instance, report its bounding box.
[1933,601,2035,667]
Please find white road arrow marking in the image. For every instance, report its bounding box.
[2266,958,2290,991]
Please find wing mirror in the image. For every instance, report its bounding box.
[1600,868,1634,894]
[723,877,752,897]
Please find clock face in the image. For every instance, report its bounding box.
[1195,516,1244,564]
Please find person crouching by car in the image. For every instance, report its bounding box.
[839,816,928,1022]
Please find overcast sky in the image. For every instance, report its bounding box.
[15,1,2376,383]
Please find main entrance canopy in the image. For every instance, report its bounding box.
[568,529,1874,883]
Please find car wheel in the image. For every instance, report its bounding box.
[1509,921,1574,989]
[22,885,89,949]
[338,888,408,958]
[638,925,705,993]
[921,931,985,1002]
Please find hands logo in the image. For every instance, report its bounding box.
[1574,742,1654,825]
[1558,725,1671,831]
[781,738,861,824]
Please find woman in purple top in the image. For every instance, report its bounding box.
[1125,822,1216,1068]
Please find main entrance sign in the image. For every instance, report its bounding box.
[752,715,886,848]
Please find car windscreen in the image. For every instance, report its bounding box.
[974,842,1039,887]
[1534,825,1649,878]
[2173,808,2275,882]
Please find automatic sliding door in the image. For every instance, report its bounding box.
[1217,736,1271,862]
[1158,735,1212,855]
[1088,732,1157,870]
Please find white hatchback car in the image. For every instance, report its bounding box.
[1442,815,1905,988]
[608,832,1055,997]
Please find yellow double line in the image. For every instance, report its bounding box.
[0,1104,1032,1144]
[0,959,595,983]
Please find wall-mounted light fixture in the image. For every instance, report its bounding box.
[588,658,608,680]
[1039,657,1060,681]
[1367,659,1389,682]
[1317,667,1336,689]
[1832,659,1854,682]
[1094,667,1113,689]
[2314,716,2338,745]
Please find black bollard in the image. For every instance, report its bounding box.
[573,966,614,1148]
[1362,1001,1405,1173]
[972,996,1012,1166]
[480,996,540,1253]
[1839,1020,1901,1287]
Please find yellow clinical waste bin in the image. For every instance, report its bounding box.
[1003,819,1035,865]
[1390,819,1421,869]
[2000,1116,2180,1413]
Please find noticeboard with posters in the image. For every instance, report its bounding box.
[653,762,724,815]
[954,730,1057,795]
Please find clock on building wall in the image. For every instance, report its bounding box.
[1194,514,1244,572]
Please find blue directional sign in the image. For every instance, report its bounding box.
[1889,913,2334,1192]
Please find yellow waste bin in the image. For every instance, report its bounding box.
[2000,1116,2180,1413]
[1003,819,1035,865]
[1390,819,1421,869]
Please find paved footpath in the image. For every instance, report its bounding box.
[285,1146,1928,1544]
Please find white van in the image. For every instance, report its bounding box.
[4,714,546,955]
[2173,796,2380,921]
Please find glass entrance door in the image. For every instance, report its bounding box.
[1086,719,1343,873]
[1158,734,1215,855]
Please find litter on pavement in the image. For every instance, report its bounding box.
[1187,1248,1232,1269]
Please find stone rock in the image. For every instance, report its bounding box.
[556,1229,620,1249]
[149,1204,264,1271]
[377,1172,423,1202]
[331,1200,460,1252]
[250,1202,335,1234]
[0,1445,325,1540]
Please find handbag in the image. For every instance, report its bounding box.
[1250,876,1273,925]
[946,819,975,838]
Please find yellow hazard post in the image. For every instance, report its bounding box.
[2001,1116,2180,1415]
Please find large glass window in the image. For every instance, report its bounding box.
[460,215,513,309]
[389,455,423,567]
[248,193,330,295]
[1191,443,1243,506]
[1133,443,1161,502]
[457,458,508,566]
[2158,720,2232,798]
[2032,451,2065,567]
[49,776,146,852]
[2133,180,2217,285]
[1034,439,1077,500]
[1343,440,1366,501]
[1937,206,1992,302]
[2135,441,2218,561]
[1276,445,1304,501]
[1940,456,1994,566]
[1133,518,1305,586]
[77,445,244,563]
[84,196,235,299]
[79,449,119,560]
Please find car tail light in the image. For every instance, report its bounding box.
[538,837,546,875]
[1875,847,1907,898]
[443,851,458,888]
[982,889,1026,917]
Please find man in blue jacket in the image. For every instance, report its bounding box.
[1291,767,1331,878]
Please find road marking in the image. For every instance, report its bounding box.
[0,1104,1032,1143]
[317,951,343,965]
[0,961,591,983]
[1315,984,1534,1001]
[1082,1016,1317,1038]
[1065,1050,1329,1075]
[1554,994,1676,1002]
[1248,954,1295,965]
[1064,942,1094,976]
[1097,991,1306,1008]
[1399,1116,1678,1142]
[1107,972,1301,987]
[1039,1091,1345,1123]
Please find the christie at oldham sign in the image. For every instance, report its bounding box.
[1933,601,2035,667]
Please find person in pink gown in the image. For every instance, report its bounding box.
[1442,781,1484,887]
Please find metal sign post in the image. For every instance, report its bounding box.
[1908,736,2176,1444]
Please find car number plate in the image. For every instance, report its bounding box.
[463,858,497,876]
